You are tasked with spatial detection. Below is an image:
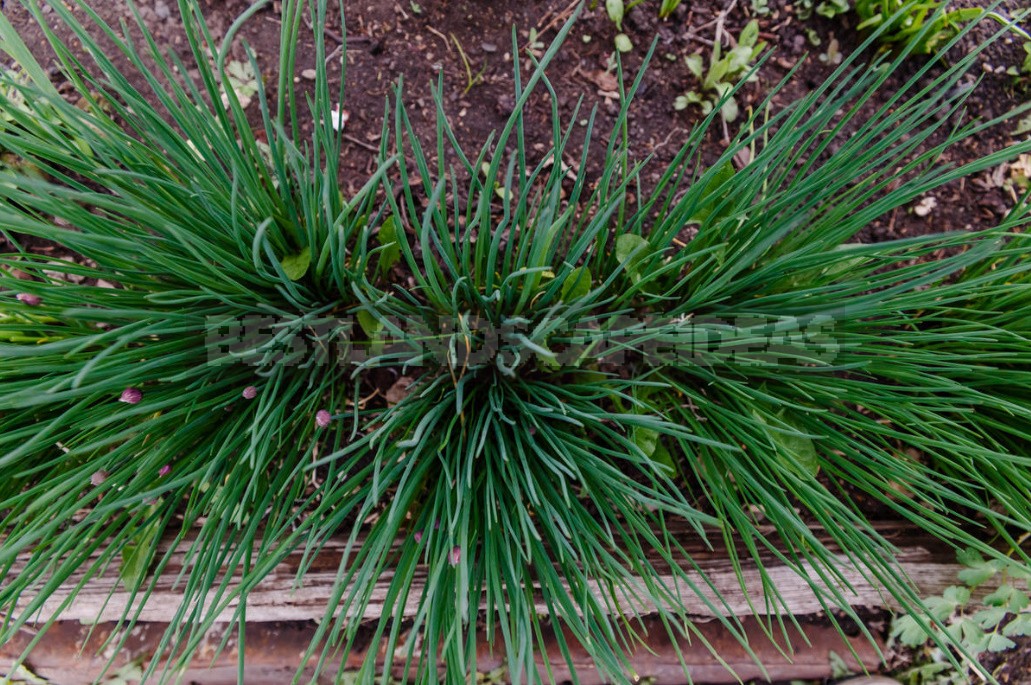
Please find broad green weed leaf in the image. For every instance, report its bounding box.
[739,19,760,47]
[684,54,704,78]
[103,661,145,685]
[728,45,754,71]
[919,585,969,623]
[956,547,984,567]
[691,162,735,223]
[706,58,730,88]
[632,426,658,458]
[651,440,676,472]
[719,95,739,123]
[572,369,609,384]
[377,216,402,277]
[605,0,624,30]
[560,266,592,301]
[674,91,703,110]
[632,426,676,473]
[357,309,383,340]
[120,510,162,590]
[280,247,311,281]
[615,234,649,283]
[757,409,819,476]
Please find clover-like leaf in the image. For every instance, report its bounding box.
[925,586,969,621]
[1003,613,1031,637]
[985,632,1016,653]
[984,584,1030,612]
[972,606,1008,630]
[956,547,1001,587]
[945,616,986,652]
[892,614,930,647]
[222,59,259,109]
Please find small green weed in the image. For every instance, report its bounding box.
[892,548,1031,683]
[674,19,765,121]
[855,1,1028,54]
[1005,40,1031,78]
[796,0,852,21]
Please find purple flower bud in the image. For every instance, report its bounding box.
[414,531,423,544]
[315,409,332,428]
[90,469,108,486]
[16,293,41,306]
[119,387,143,404]
[242,385,258,400]
[448,546,461,566]
[158,464,171,477]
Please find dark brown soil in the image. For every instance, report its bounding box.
[981,635,1031,683]
[4,0,1028,243]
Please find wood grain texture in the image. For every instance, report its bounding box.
[8,521,970,624]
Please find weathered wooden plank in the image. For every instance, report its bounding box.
[4,522,970,683]
[7,521,966,625]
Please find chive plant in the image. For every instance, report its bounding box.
[1,0,1030,683]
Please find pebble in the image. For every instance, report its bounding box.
[481,42,497,53]
[155,1,170,20]
[301,69,317,80]
[43,261,85,284]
